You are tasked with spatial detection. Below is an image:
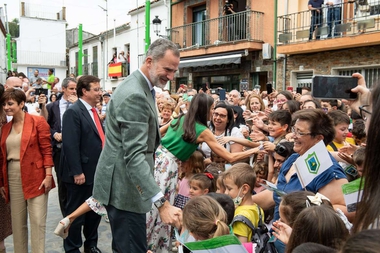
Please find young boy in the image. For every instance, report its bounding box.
[327,110,356,152]
[223,163,262,243]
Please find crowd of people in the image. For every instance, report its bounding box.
[0,38,379,253]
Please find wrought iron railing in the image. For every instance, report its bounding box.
[168,10,264,49]
[277,0,380,44]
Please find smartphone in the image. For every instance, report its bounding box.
[35,88,48,96]
[286,86,294,92]
[266,83,273,94]
[219,89,226,101]
[202,83,207,92]
[296,87,302,94]
[246,119,253,127]
[312,75,358,100]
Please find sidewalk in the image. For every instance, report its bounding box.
[4,181,113,253]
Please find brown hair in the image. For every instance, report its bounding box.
[286,205,348,253]
[223,163,256,191]
[1,88,26,104]
[190,173,216,193]
[183,195,230,239]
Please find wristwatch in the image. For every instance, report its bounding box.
[154,197,166,209]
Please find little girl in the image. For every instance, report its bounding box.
[188,173,217,198]
[174,150,204,209]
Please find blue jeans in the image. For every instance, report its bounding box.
[327,6,342,37]
[309,13,323,40]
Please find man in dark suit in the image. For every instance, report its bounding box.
[93,39,182,252]
[61,75,104,253]
[46,77,77,217]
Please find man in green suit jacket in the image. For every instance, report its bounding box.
[93,39,182,252]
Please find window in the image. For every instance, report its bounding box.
[92,46,98,77]
[334,66,380,88]
[294,71,313,88]
[192,5,206,46]
[83,49,88,75]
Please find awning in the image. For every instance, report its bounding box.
[179,54,242,68]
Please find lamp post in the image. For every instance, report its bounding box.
[152,16,162,36]
[99,0,108,89]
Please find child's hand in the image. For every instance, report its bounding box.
[272,220,292,245]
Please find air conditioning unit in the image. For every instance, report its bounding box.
[262,43,272,60]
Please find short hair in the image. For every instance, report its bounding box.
[190,173,217,193]
[292,109,335,145]
[328,110,350,126]
[321,99,338,108]
[145,38,180,62]
[280,191,332,227]
[353,147,365,167]
[76,75,100,97]
[303,99,321,109]
[223,163,256,191]
[1,88,27,105]
[207,192,235,225]
[352,119,366,140]
[61,77,77,89]
[183,195,230,239]
[268,110,292,130]
[161,102,174,112]
[253,161,268,180]
[286,205,349,253]
[49,68,54,73]
[274,141,295,159]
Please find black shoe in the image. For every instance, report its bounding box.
[84,247,102,253]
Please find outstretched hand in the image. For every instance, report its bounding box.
[158,201,182,229]
[272,220,292,245]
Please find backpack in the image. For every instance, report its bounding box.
[231,205,277,253]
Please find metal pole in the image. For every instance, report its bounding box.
[105,0,108,81]
[6,34,11,71]
[78,24,83,75]
[273,0,278,89]
[145,0,150,52]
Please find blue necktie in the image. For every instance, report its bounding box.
[151,89,156,102]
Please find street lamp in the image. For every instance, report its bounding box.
[152,16,162,36]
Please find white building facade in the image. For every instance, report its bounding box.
[68,0,169,91]
[15,3,67,82]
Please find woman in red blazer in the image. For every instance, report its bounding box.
[0,88,54,253]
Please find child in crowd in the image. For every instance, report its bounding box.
[215,172,226,194]
[223,163,262,243]
[207,192,235,225]
[327,110,356,152]
[188,173,217,198]
[272,191,351,253]
[253,161,268,194]
[351,119,366,146]
[182,195,230,241]
[174,151,204,209]
[353,147,365,177]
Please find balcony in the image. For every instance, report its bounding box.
[168,10,264,57]
[16,51,66,67]
[277,0,380,55]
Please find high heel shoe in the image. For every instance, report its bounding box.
[54,217,70,239]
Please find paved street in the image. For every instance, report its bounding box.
[4,174,113,253]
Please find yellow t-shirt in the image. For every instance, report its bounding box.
[232,204,262,241]
[327,138,356,152]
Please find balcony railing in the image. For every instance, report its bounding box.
[16,51,66,67]
[168,10,264,49]
[277,0,380,44]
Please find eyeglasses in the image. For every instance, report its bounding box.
[213,112,227,119]
[291,126,312,137]
[274,143,289,158]
[359,105,371,121]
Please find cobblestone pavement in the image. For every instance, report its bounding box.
[5,176,113,253]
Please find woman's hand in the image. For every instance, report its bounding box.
[0,186,6,199]
[218,136,234,145]
[39,176,53,194]
[263,141,275,152]
[250,129,267,142]
[272,220,292,245]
